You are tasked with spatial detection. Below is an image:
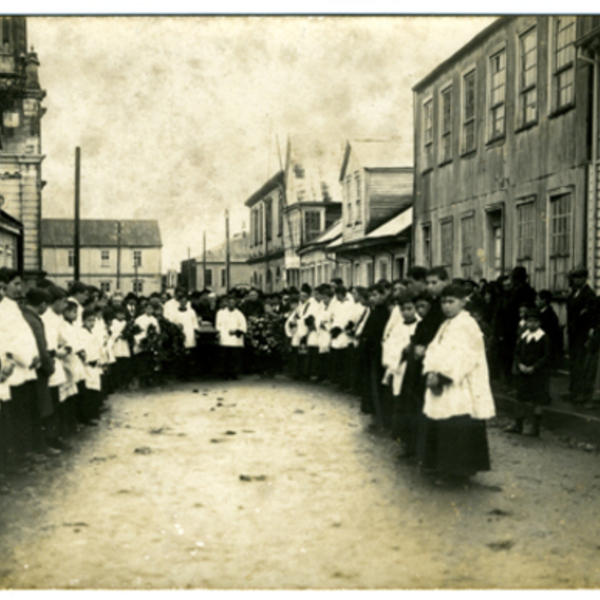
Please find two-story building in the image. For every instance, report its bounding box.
[326,140,413,286]
[41,219,162,295]
[0,16,46,280]
[181,231,252,295]
[413,16,592,294]
[0,206,22,269]
[297,220,342,286]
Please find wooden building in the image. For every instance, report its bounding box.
[328,140,413,286]
[297,220,341,287]
[0,207,22,269]
[0,17,46,280]
[41,219,163,295]
[413,16,592,294]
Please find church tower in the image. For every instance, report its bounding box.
[0,16,46,279]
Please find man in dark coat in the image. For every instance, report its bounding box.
[566,267,597,404]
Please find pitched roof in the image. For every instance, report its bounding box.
[366,206,413,239]
[193,232,250,263]
[340,139,412,180]
[244,171,284,208]
[41,219,162,248]
[298,220,342,255]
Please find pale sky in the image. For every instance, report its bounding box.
[29,16,496,271]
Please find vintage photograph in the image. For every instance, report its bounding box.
[0,12,599,589]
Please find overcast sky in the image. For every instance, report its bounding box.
[29,16,495,271]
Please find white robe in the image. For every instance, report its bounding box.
[41,308,67,388]
[215,308,247,348]
[109,319,131,358]
[285,306,302,348]
[382,318,419,396]
[317,302,334,353]
[59,319,86,401]
[330,299,354,350]
[422,310,496,421]
[79,327,103,391]
[133,314,160,354]
[168,306,199,349]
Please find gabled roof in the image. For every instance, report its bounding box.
[193,232,249,263]
[41,219,162,248]
[340,139,411,181]
[244,171,284,208]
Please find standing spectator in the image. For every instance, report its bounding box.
[536,290,562,370]
[565,267,597,405]
[215,295,247,380]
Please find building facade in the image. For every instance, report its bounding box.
[298,220,341,286]
[0,17,46,280]
[41,219,162,295]
[0,207,22,269]
[328,140,413,286]
[413,16,590,294]
[181,231,252,295]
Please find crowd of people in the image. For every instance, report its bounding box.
[0,261,595,488]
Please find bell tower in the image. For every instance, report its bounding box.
[0,16,46,279]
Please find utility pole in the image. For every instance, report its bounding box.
[187,246,192,290]
[74,147,81,282]
[116,220,121,290]
[225,209,230,292]
[202,230,207,291]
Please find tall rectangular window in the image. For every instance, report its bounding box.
[440,86,453,164]
[422,223,432,268]
[221,269,226,287]
[278,190,284,236]
[100,281,111,293]
[133,250,142,267]
[379,260,388,281]
[423,99,433,171]
[265,198,272,242]
[516,200,535,276]
[258,205,264,245]
[205,268,213,287]
[68,249,74,267]
[462,70,476,154]
[440,219,453,276]
[133,280,144,294]
[489,49,506,139]
[553,16,576,110]
[461,215,474,279]
[354,172,362,224]
[304,211,321,242]
[345,176,353,227]
[518,27,538,126]
[101,250,110,268]
[549,191,573,291]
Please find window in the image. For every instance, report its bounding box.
[423,98,434,171]
[462,70,476,154]
[265,198,272,242]
[422,223,432,268]
[304,211,321,242]
[518,27,538,127]
[133,280,144,294]
[516,200,535,276]
[101,250,110,268]
[205,268,213,287]
[553,16,576,111]
[133,250,142,268]
[221,269,226,288]
[354,172,362,224]
[345,176,353,227]
[68,249,75,267]
[278,190,284,236]
[379,260,388,281]
[366,262,374,286]
[440,86,453,164]
[461,215,474,278]
[440,219,453,276]
[317,264,322,284]
[549,191,573,292]
[100,281,111,293]
[258,204,264,245]
[489,49,506,140]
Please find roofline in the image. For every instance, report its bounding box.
[244,170,285,208]
[364,166,414,173]
[412,16,510,92]
[282,201,342,214]
[41,218,160,224]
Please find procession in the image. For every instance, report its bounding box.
[2,12,600,591]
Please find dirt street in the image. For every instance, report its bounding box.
[0,376,600,589]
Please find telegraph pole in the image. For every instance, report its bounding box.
[116,220,121,290]
[74,147,81,282]
[202,230,207,291]
[225,209,230,292]
[187,246,192,290]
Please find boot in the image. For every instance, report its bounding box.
[504,417,524,434]
[526,414,542,437]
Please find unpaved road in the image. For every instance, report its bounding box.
[1,376,600,589]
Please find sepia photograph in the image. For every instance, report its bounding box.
[0,8,600,590]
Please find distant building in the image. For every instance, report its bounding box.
[41,219,162,295]
[0,16,46,280]
[413,16,592,293]
[323,140,413,286]
[297,220,342,286]
[181,231,252,295]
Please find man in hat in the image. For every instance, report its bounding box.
[566,266,597,404]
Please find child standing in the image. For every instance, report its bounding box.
[215,295,247,380]
[506,307,551,437]
[133,300,161,388]
[284,295,301,379]
[109,304,133,390]
[419,283,496,484]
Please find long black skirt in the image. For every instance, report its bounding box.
[417,414,491,476]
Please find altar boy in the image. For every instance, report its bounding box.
[215,295,247,380]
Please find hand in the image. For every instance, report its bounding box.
[30,357,41,371]
[426,372,439,389]
[56,347,69,359]
[414,345,426,359]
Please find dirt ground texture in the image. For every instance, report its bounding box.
[0,376,600,589]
